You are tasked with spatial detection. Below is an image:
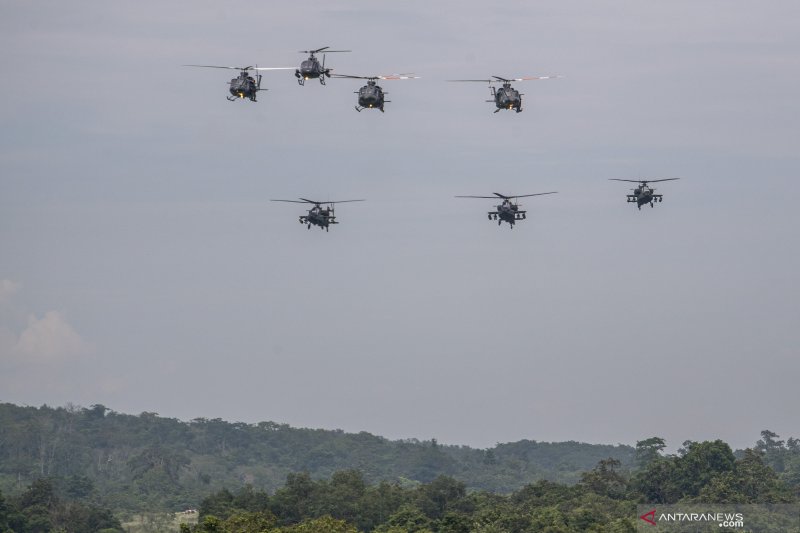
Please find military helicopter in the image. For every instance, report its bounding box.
[609,178,680,210]
[448,75,561,113]
[332,73,419,112]
[295,47,351,85]
[184,64,294,101]
[455,192,557,228]
[270,198,365,231]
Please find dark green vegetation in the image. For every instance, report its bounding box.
[0,403,632,513]
[0,478,123,532]
[183,438,800,532]
[1,403,799,532]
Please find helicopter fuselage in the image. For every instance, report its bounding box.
[229,74,259,101]
[356,81,386,112]
[489,201,526,227]
[296,58,329,85]
[493,84,522,112]
[628,186,663,210]
[300,206,336,231]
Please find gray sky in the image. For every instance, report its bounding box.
[1,0,798,452]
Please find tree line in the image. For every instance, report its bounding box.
[0,403,633,513]
[182,435,799,532]
[1,402,798,531]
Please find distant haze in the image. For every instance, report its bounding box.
[1,0,798,451]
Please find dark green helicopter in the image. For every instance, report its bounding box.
[270,198,365,232]
[184,64,293,101]
[295,46,351,85]
[609,178,680,210]
[331,73,419,112]
[456,192,557,228]
[448,75,561,113]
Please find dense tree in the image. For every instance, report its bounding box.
[0,478,123,532]
[674,440,736,498]
[414,476,466,520]
[0,402,638,514]
[0,489,9,531]
[634,437,666,469]
[2,403,799,531]
[578,458,627,499]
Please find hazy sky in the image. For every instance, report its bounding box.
[1,0,798,452]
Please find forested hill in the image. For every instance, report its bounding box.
[0,402,633,511]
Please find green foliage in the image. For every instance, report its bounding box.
[578,458,627,499]
[278,515,359,533]
[2,402,799,532]
[223,510,277,532]
[0,402,636,515]
[634,437,666,469]
[0,478,123,532]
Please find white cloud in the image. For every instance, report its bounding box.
[13,311,89,361]
[0,279,20,303]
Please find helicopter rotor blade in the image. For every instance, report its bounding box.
[508,192,558,198]
[332,73,419,80]
[325,199,366,204]
[184,64,293,71]
[609,178,679,184]
[184,64,248,70]
[493,75,562,82]
[450,76,560,84]
[300,47,351,54]
[456,192,557,199]
[270,199,316,204]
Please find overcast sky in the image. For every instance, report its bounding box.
[1,0,798,452]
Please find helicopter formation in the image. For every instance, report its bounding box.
[185,46,558,113]
[186,48,681,233]
[266,179,679,233]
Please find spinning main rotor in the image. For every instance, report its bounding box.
[299,46,352,56]
[448,75,561,85]
[609,178,680,187]
[270,198,366,207]
[184,64,294,73]
[455,192,558,200]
